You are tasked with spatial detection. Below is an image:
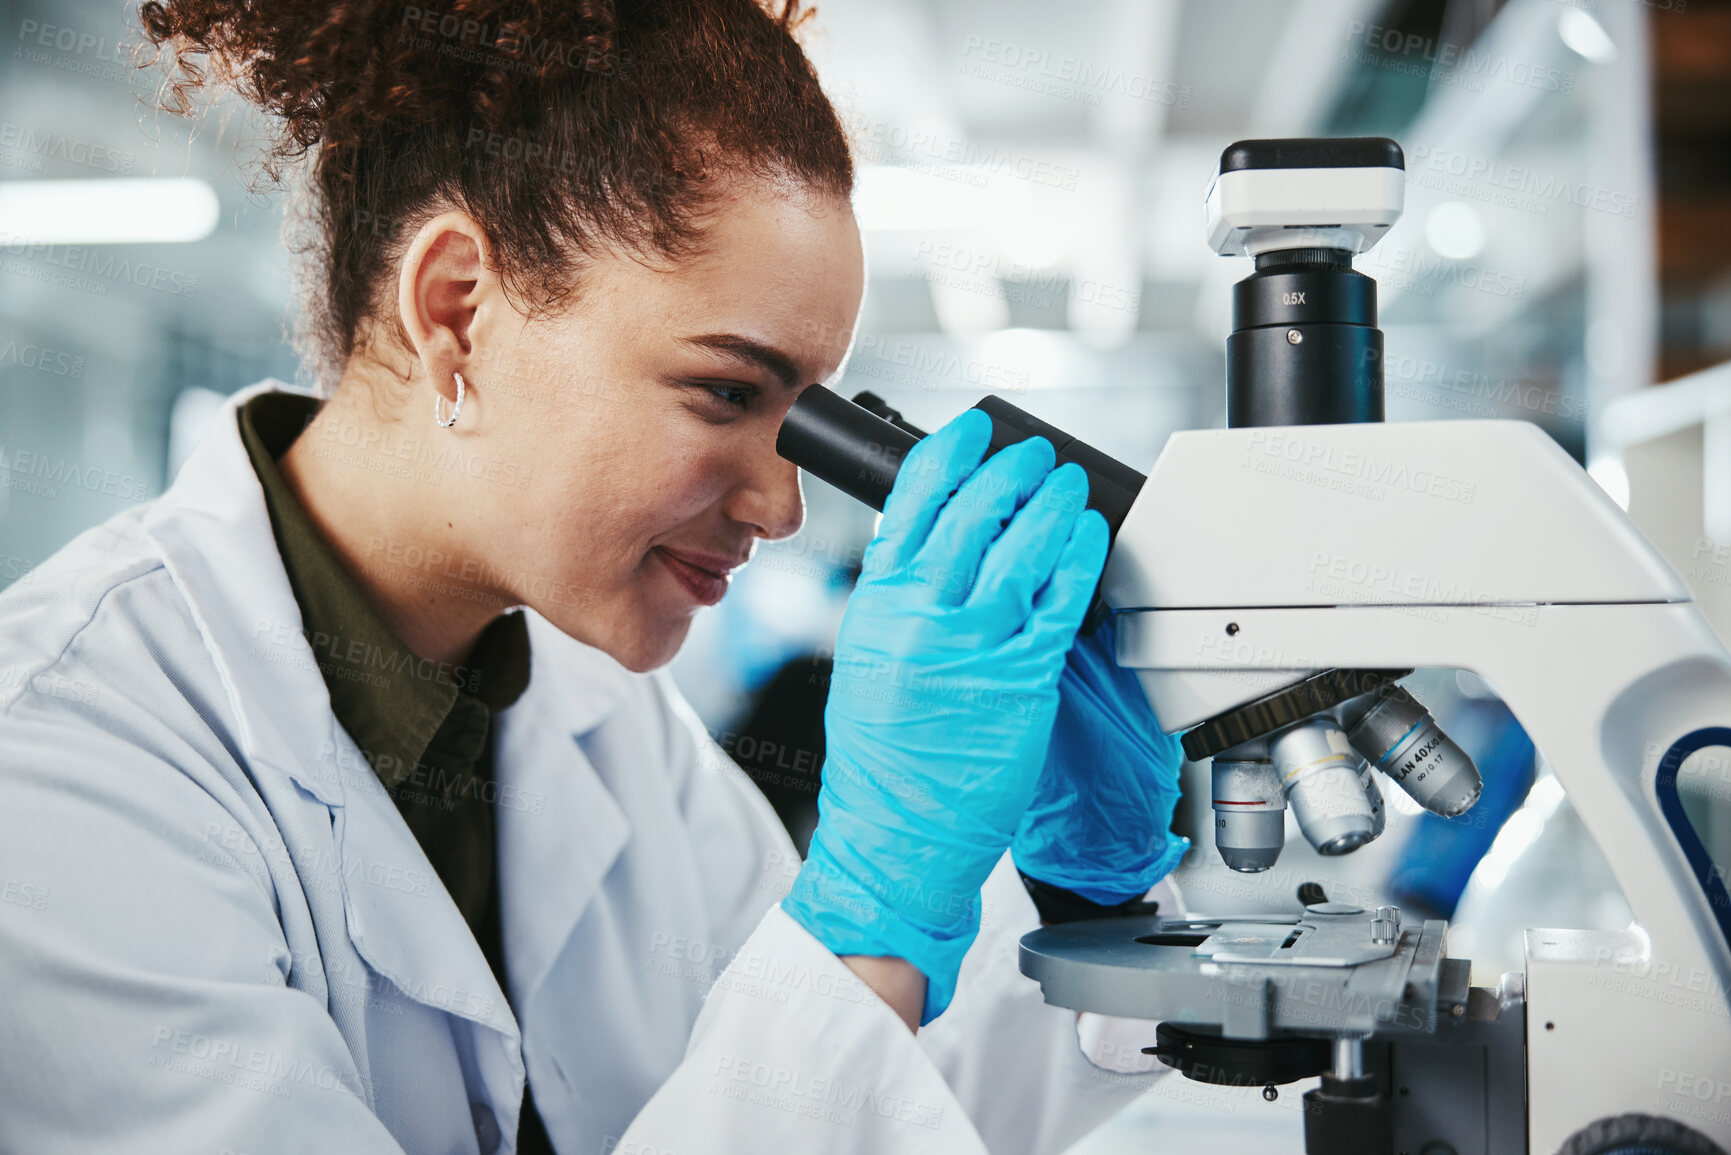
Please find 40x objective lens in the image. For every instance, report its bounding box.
[1347,686,1482,818]
[1270,719,1382,856]
[1212,760,1285,873]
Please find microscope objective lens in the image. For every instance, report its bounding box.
[1270,720,1382,856]
[1346,687,1482,819]
[1212,759,1286,873]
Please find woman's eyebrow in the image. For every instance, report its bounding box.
[681,334,802,390]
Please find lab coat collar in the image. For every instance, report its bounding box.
[140,383,530,1043]
[142,381,347,807]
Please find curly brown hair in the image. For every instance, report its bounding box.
[138,0,855,387]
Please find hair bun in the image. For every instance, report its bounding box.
[141,0,624,161]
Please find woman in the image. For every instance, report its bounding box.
[0,1,1188,1151]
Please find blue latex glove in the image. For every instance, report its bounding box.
[1011,613,1189,906]
[782,407,1107,1024]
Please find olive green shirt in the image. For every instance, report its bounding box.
[237,391,529,966]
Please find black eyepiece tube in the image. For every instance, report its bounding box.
[969,395,1143,540]
[776,387,1146,633]
[777,387,1145,540]
[774,386,919,511]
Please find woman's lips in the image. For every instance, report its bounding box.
[654,547,732,606]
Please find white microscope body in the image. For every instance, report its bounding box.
[1089,136,1731,1152]
[1101,416,1731,1152]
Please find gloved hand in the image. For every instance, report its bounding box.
[782,407,1107,1025]
[1010,613,1189,907]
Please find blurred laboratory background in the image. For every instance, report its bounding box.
[3,0,1729,1150]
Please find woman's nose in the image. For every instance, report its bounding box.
[728,452,805,542]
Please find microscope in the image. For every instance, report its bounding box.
[777,139,1731,1154]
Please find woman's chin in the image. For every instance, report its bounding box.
[596,610,694,674]
[536,587,697,673]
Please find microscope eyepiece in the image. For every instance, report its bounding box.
[774,386,918,512]
[774,387,1148,632]
[775,388,1144,535]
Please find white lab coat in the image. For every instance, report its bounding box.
[0,382,1172,1154]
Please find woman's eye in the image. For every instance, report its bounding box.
[675,378,760,420]
[703,383,753,409]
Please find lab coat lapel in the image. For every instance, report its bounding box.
[327,745,519,1036]
[140,382,520,1048]
[494,614,632,1014]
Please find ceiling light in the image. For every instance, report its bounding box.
[854,165,1068,268]
[0,178,221,245]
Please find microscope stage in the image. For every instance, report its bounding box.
[1018,906,1467,1041]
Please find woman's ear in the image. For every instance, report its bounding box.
[397,210,492,408]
